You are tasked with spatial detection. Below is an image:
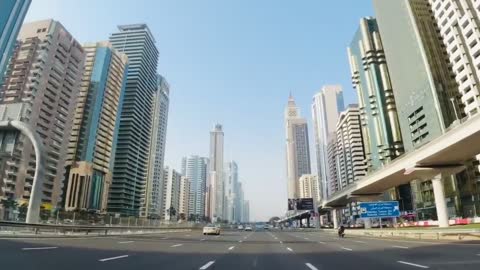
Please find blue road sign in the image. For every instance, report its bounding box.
[359,201,400,218]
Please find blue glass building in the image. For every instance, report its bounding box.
[0,0,31,83]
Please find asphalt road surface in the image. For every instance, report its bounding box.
[1,229,479,269]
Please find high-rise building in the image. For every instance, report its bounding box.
[142,74,170,218]
[161,166,181,221]
[0,19,84,207]
[181,155,208,219]
[179,176,190,219]
[326,136,339,195]
[334,105,367,190]
[347,18,404,172]
[64,41,128,213]
[373,0,480,218]
[285,95,311,200]
[298,174,320,204]
[224,161,238,222]
[429,0,480,117]
[0,0,31,83]
[242,200,250,223]
[235,181,244,223]
[207,124,225,221]
[107,24,159,216]
[311,86,344,200]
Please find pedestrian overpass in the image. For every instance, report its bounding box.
[323,113,480,227]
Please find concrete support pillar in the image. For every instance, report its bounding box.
[363,218,371,229]
[332,209,339,229]
[431,174,449,228]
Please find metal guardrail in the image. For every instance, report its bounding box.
[0,221,202,237]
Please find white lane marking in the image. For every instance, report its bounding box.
[392,245,409,249]
[397,261,429,269]
[160,237,169,240]
[286,247,293,252]
[341,247,353,251]
[22,246,58,251]
[170,244,183,248]
[185,234,191,237]
[200,238,206,241]
[304,237,309,240]
[199,260,215,269]
[318,241,326,244]
[99,255,129,262]
[228,246,235,250]
[117,241,134,244]
[306,263,319,270]
[354,240,366,243]
[215,235,220,238]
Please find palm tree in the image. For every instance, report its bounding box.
[1,198,18,220]
[167,206,176,220]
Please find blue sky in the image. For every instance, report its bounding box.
[25,0,373,221]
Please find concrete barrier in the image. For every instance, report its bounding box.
[320,228,480,241]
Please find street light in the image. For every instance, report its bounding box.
[0,120,45,224]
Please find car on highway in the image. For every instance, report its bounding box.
[203,224,221,235]
[244,225,252,231]
[238,225,244,230]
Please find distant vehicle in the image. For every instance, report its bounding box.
[263,225,270,230]
[244,225,253,231]
[238,225,244,230]
[203,224,221,235]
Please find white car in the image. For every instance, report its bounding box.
[203,224,220,235]
[244,225,253,231]
[238,225,244,230]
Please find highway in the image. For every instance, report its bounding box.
[1,229,479,269]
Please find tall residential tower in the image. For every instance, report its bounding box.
[0,19,84,207]
[207,124,225,221]
[142,74,170,218]
[311,86,344,199]
[181,155,208,219]
[107,24,159,216]
[64,41,128,212]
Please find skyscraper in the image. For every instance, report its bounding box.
[64,41,128,212]
[235,181,244,223]
[334,105,366,190]
[142,74,170,218]
[224,161,238,222]
[108,24,159,216]
[285,95,311,200]
[429,0,480,117]
[311,86,344,199]
[347,18,404,171]
[178,176,191,219]
[373,0,479,217]
[161,166,181,221]
[242,200,250,223]
[0,0,31,83]
[0,19,85,207]
[181,155,208,219]
[326,136,339,196]
[207,124,224,221]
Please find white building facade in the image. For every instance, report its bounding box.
[335,105,367,191]
[311,85,344,200]
[207,124,224,221]
[181,155,208,219]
